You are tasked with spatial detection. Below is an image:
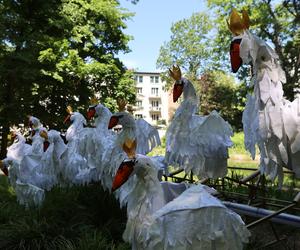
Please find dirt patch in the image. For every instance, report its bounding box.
[246,222,300,249]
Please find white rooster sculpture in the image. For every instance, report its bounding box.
[228,9,300,184]
[101,110,162,191]
[28,115,47,155]
[61,106,92,184]
[112,155,250,250]
[86,101,115,178]
[165,65,233,179]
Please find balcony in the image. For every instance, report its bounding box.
[135,106,144,110]
[149,94,160,99]
[149,106,161,112]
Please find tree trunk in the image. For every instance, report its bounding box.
[0,122,9,158]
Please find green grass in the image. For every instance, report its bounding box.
[0,176,130,250]
[229,131,248,155]
[148,135,166,157]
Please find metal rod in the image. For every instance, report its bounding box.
[228,166,294,174]
[223,201,300,228]
[261,237,287,249]
[199,178,209,184]
[221,191,300,212]
[224,176,261,189]
[246,191,300,229]
[265,202,300,212]
[240,170,260,183]
[167,169,184,177]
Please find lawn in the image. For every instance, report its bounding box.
[0,176,130,250]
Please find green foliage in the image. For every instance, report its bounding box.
[0,177,129,250]
[0,0,136,156]
[198,70,247,130]
[228,131,246,154]
[156,11,248,130]
[102,70,136,113]
[156,12,213,86]
[207,0,300,100]
[147,135,166,156]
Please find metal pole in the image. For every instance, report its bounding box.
[223,201,300,228]
[240,170,260,183]
[246,191,300,229]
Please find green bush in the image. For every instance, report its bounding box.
[0,176,130,250]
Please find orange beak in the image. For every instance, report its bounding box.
[87,107,96,120]
[63,114,71,124]
[112,160,135,192]
[108,116,119,129]
[230,39,243,73]
[173,83,184,102]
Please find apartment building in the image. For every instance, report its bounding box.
[132,72,177,126]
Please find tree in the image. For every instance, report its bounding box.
[156,12,213,85]
[198,70,247,130]
[0,0,136,157]
[156,11,246,129]
[207,0,300,99]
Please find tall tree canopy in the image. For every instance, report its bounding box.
[0,0,136,157]
[156,12,213,84]
[156,11,245,129]
[207,0,300,99]
[156,0,299,130]
[198,70,247,130]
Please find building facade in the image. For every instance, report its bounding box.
[132,72,177,126]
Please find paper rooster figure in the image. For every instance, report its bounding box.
[165,65,233,179]
[228,9,300,185]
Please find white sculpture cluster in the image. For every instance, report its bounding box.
[228,9,300,185]
[0,95,250,249]
[0,101,162,204]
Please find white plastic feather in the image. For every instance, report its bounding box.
[135,118,161,155]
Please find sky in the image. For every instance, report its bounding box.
[118,0,207,72]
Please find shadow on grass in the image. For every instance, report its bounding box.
[0,176,130,250]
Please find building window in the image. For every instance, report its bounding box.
[151,114,159,121]
[150,76,159,83]
[137,87,142,94]
[135,114,143,119]
[134,75,138,82]
[136,100,142,107]
[151,100,159,107]
[151,87,158,96]
[139,76,143,83]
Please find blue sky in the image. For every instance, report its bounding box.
[118,0,207,72]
